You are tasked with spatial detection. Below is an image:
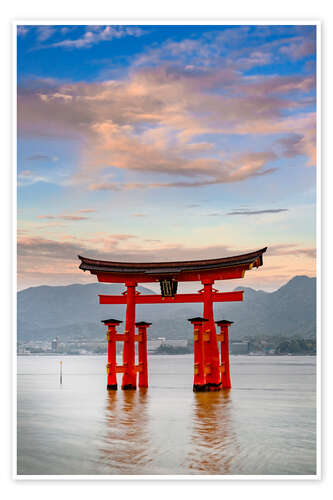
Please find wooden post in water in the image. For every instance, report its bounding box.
[216,320,233,389]
[188,317,209,392]
[201,280,222,390]
[101,319,123,390]
[136,321,151,388]
[60,360,63,385]
[122,282,138,390]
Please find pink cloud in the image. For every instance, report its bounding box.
[36,214,90,221]
[267,243,316,259]
[279,37,316,61]
[17,234,316,291]
[18,62,316,190]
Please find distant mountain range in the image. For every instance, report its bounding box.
[17,275,316,342]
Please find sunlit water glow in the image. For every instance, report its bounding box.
[17,355,316,476]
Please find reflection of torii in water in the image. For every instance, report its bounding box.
[99,391,154,474]
[78,247,267,392]
[185,391,240,475]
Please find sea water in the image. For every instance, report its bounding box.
[17,354,316,476]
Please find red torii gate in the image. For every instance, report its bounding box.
[78,247,267,392]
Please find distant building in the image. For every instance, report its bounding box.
[148,338,188,352]
[166,339,187,348]
[51,337,59,352]
[231,341,249,355]
[148,339,165,352]
[17,343,27,355]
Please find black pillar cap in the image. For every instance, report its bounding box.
[101,319,123,325]
[215,320,234,325]
[135,321,152,327]
[188,317,209,323]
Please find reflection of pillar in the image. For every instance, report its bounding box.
[216,320,233,389]
[100,390,152,474]
[186,391,238,474]
[102,319,122,390]
[188,317,208,392]
[201,280,221,390]
[136,321,151,388]
[122,282,137,390]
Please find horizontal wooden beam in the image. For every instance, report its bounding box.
[96,267,246,283]
[99,290,243,305]
[109,333,143,342]
[115,364,143,373]
[216,333,225,342]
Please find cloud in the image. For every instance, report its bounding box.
[227,209,289,216]
[17,26,29,37]
[17,173,51,186]
[77,209,97,213]
[35,222,66,230]
[17,234,235,264]
[87,116,278,180]
[277,131,316,165]
[267,243,316,259]
[18,236,88,260]
[134,26,316,71]
[17,234,316,291]
[279,37,316,61]
[36,214,90,221]
[25,154,58,162]
[88,182,123,191]
[48,25,145,49]
[36,26,56,42]
[18,30,316,190]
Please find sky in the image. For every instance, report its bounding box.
[17,24,317,292]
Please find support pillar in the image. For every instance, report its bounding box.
[188,317,208,392]
[122,282,137,390]
[101,319,122,390]
[216,320,233,389]
[136,321,151,388]
[201,280,221,390]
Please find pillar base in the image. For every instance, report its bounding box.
[122,384,137,390]
[193,384,208,392]
[206,382,222,391]
[107,384,118,390]
[193,382,222,392]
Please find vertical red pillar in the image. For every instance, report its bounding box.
[202,280,221,390]
[136,321,151,388]
[122,281,137,390]
[188,317,208,391]
[216,320,233,389]
[102,319,122,390]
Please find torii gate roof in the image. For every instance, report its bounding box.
[78,247,267,283]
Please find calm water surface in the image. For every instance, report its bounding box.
[17,355,316,476]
